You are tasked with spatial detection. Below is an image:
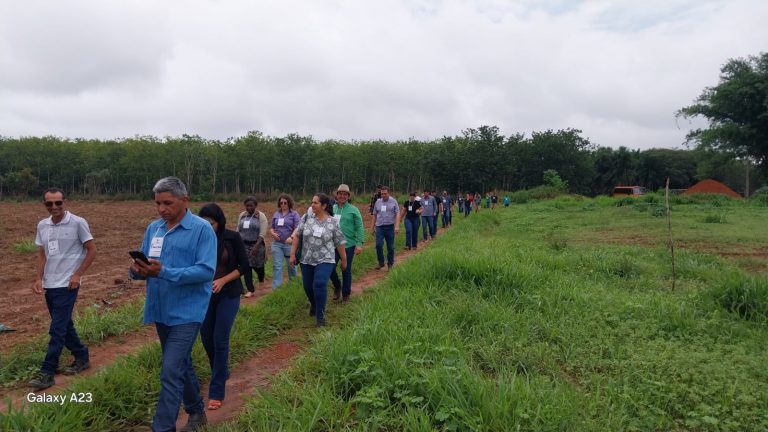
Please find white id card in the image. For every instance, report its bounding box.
[48,240,59,255]
[381,205,387,212]
[312,226,323,237]
[408,205,413,211]
[243,220,251,229]
[277,218,285,227]
[149,237,164,257]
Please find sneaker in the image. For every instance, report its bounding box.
[332,286,341,301]
[28,372,55,390]
[180,411,207,432]
[63,359,90,375]
[342,296,350,304]
[309,305,316,316]
[374,264,385,270]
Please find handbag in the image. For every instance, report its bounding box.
[293,213,309,262]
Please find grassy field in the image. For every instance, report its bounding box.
[3,194,767,431]
[216,194,768,431]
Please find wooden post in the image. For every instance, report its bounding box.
[666,177,676,290]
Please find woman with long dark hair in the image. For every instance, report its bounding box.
[289,193,347,327]
[197,203,250,410]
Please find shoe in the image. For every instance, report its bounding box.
[342,296,349,303]
[374,264,385,270]
[309,305,316,316]
[244,291,254,298]
[180,411,207,432]
[63,359,90,375]
[332,286,341,301]
[28,372,55,390]
[316,319,326,328]
[207,399,222,410]
[405,246,411,251]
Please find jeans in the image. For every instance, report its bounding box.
[300,263,335,324]
[464,202,472,217]
[329,246,356,298]
[404,217,420,248]
[271,241,296,289]
[442,209,452,227]
[422,216,436,240]
[153,322,204,432]
[41,288,89,375]
[200,294,240,401]
[375,224,395,267]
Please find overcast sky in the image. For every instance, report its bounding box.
[1,0,765,150]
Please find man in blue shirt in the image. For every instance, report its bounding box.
[130,177,217,432]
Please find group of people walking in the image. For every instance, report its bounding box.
[27,178,473,432]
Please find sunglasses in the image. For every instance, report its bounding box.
[44,200,64,208]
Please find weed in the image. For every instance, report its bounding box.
[12,239,37,253]
[701,213,727,223]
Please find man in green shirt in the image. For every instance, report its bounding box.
[329,184,365,302]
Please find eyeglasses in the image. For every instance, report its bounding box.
[279,201,288,205]
[44,200,64,208]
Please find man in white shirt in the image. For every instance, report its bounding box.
[28,187,96,390]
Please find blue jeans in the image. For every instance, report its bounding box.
[375,224,395,267]
[330,246,356,298]
[464,202,471,216]
[41,288,89,375]
[200,294,240,401]
[153,322,204,432]
[271,241,297,289]
[300,263,335,324]
[442,209,452,227]
[422,216,436,240]
[404,217,420,248]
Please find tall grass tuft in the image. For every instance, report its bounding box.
[706,272,768,323]
[12,240,36,253]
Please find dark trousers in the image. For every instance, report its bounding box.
[153,322,204,432]
[442,209,452,227]
[375,224,396,267]
[41,288,88,375]
[200,294,240,401]
[330,246,356,298]
[422,215,436,240]
[404,217,420,248]
[300,263,335,324]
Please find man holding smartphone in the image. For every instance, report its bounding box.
[130,177,216,432]
[28,187,96,390]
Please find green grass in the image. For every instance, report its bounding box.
[12,239,36,253]
[212,199,768,431]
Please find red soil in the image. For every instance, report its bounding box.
[683,179,741,198]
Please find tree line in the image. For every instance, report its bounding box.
[1,126,763,200]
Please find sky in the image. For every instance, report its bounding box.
[0,0,766,150]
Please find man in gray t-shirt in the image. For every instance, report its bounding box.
[420,190,438,241]
[372,186,400,270]
[28,188,96,390]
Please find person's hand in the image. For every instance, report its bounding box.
[68,274,81,290]
[132,258,162,277]
[394,226,400,234]
[271,231,280,241]
[340,259,347,271]
[355,247,362,255]
[212,278,225,294]
[32,279,43,295]
[289,255,296,266]
[286,237,293,245]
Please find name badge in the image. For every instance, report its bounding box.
[243,220,251,229]
[381,205,387,212]
[48,240,59,255]
[443,199,447,203]
[312,226,324,237]
[408,205,413,211]
[277,218,285,227]
[149,237,164,257]
[424,201,429,206]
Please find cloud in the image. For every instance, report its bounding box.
[0,0,766,150]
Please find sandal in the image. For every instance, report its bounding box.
[207,399,222,410]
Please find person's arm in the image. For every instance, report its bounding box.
[70,240,96,289]
[33,247,46,294]
[129,225,152,280]
[354,208,364,254]
[394,205,400,234]
[139,225,217,284]
[371,209,377,235]
[259,212,268,239]
[213,235,249,294]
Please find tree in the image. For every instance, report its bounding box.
[677,53,768,168]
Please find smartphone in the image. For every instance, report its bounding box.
[129,250,150,265]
